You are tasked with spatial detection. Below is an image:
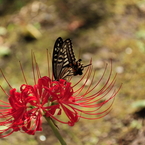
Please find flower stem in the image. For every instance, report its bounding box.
[45,117,67,145]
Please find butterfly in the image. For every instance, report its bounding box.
[52,37,91,81]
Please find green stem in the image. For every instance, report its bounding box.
[45,117,67,145]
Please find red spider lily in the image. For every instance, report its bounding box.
[0,50,121,138]
[41,63,121,126]
[0,77,53,137]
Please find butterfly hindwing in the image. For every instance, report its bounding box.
[65,38,76,63]
[65,39,85,76]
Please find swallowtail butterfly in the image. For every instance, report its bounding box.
[52,37,90,81]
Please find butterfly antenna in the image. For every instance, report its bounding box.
[84,58,92,67]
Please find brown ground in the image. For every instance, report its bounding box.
[0,0,145,145]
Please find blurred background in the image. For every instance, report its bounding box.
[0,0,145,145]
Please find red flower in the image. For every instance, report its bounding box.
[0,51,121,137]
[0,77,52,137]
[44,79,79,126]
[38,63,121,126]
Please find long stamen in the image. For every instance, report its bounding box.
[0,69,12,89]
[46,49,50,78]
[84,63,109,95]
[31,50,36,85]
[19,61,28,84]
[0,85,9,97]
[33,51,41,79]
[73,64,93,96]
[72,59,92,88]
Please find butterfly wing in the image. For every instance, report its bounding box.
[52,37,74,80]
[52,37,63,80]
[52,37,91,80]
[65,38,76,63]
[65,39,85,76]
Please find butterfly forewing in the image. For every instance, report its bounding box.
[52,37,74,80]
[53,37,63,80]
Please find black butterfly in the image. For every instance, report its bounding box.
[52,37,90,81]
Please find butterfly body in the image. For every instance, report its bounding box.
[52,37,90,81]
[68,59,83,75]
